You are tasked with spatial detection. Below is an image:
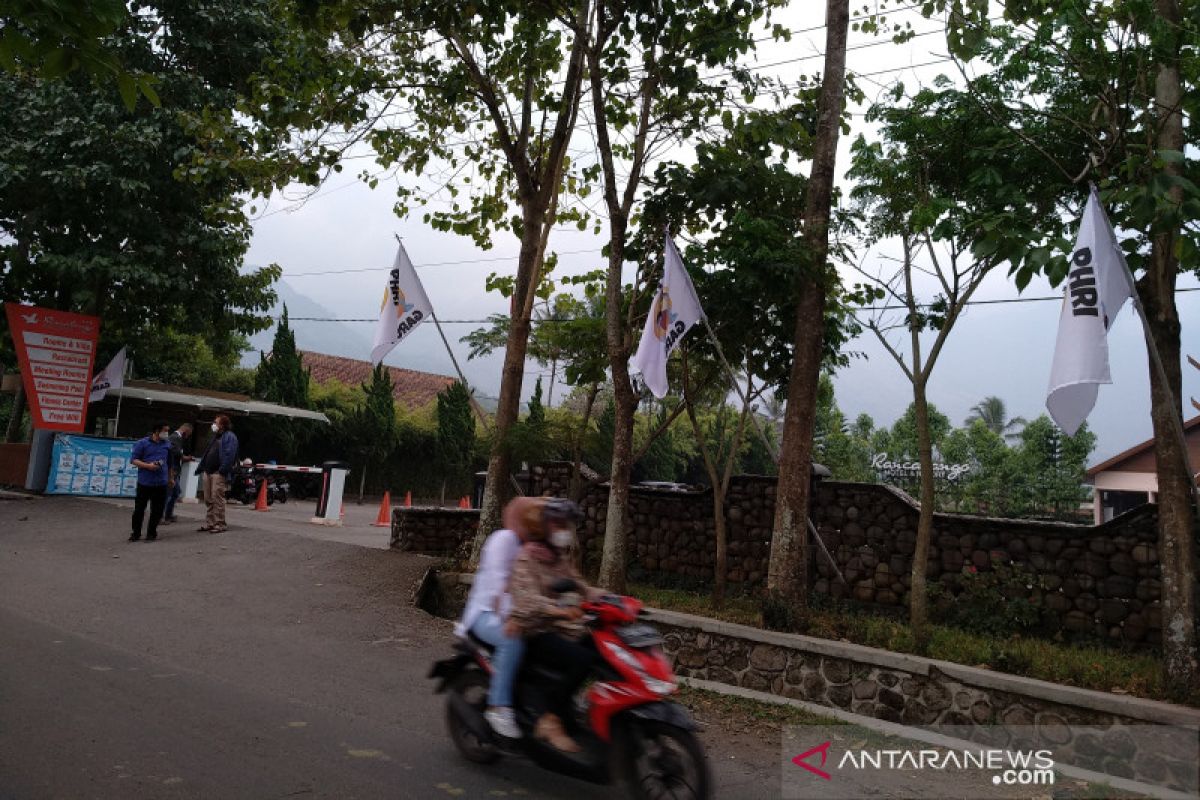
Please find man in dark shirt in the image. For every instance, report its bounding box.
[199,414,238,533]
[161,423,194,524]
[130,422,172,542]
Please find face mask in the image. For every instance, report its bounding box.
[211,423,219,433]
[549,529,575,550]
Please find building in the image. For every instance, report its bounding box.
[299,351,459,411]
[1085,415,1200,523]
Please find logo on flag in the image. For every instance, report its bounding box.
[371,241,435,364]
[652,289,675,340]
[1045,188,1134,436]
[89,346,127,403]
[631,234,704,399]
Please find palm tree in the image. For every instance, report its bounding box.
[964,396,1027,440]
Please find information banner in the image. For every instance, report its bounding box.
[4,304,101,432]
[46,434,137,497]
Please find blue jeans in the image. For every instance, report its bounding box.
[469,610,524,708]
[164,480,181,520]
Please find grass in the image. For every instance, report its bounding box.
[631,583,1196,707]
[674,684,835,736]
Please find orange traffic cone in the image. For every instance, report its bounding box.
[373,491,392,527]
[460,496,470,509]
[254,478,270,511]
[404,490,412,508]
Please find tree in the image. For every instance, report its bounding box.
[768,0,852,605]
[0,0,357,396]
[254,306,310,408]
[309,1,594,559]
[923,0,1199,690]
[848,93,1017,650]
[436,381,477,502]
[964,396,1026,440]
[581,0,783,591]
[0,0,159,108]
[337,364,398,502]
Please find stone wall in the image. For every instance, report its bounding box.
[654,608,1200,792]
[392,462,1188,645]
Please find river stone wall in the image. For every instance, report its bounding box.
[393,462,1183,645]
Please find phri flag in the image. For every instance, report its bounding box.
[1046,188,1134,436]
[371,241,435,364]
[89,346,127,403]
[631,234,704,398]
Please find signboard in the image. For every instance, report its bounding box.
[871,453,971,483]
[46,434,137,497]
[4,304,100,432]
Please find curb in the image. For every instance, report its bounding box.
[678,677,1193,800]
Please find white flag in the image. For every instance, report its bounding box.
[89,346,127,403]
[1046,189,1134,436]
[631,234,704,398]
[371,241,435,364]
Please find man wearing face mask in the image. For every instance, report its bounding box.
[129,422,172,542]
[197,414,238,533]
[506,498,600,753]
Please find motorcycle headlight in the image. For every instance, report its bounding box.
[602,641,676,696]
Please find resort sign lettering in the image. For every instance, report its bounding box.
[870,453,971,482]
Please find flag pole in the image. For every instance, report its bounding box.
[113,359,128,437]
[1093,185,1200,511]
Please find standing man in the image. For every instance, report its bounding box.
[161,422,193,525]
[130,422,172,542]
[198,414,238,533]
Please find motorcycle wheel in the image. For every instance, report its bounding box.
[445,670,500,765]
[618,719,711,800]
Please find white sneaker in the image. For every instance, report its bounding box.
[485,706,520,739]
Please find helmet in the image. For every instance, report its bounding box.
[502,496,548,540]
[242,458,253,467]
[543,497,583,526]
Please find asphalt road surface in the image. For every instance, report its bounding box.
[0,494,782,800]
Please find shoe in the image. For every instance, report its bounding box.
[160,517,176,525]
[128,534,141,542]
[533,713,581,753]
[144,535,157,542]
[197,526,213,532]
[485,707,520,739]
[209,526,227,534]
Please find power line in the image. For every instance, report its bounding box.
[271,288,1200,324]
[277,247,603,278]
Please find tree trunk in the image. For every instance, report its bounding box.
[599,222,636,592]
[684,386,728,607]
[767,0,850,602]
[1144,0,1198,695]
[5,382,26,443]
[911,378,936,653]
[569,383,600,502]
[358,464,367,505]
[471,206,545,564]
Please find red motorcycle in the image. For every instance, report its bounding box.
[429,586,711,800]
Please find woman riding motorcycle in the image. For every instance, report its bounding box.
[505,498,597,754]
[455,496,544,739]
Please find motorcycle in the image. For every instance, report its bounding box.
[429,583,711,800]
[225,464,289,505]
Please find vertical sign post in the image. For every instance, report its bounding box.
[4,304,100,433]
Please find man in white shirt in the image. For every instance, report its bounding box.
[457,496,545,739]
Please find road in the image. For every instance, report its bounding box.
[0,494,780,800]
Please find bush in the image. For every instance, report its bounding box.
[931,558,1045,637]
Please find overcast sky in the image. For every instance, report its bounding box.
[243,5,1199,465]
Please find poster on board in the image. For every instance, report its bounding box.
[46,434,137,497]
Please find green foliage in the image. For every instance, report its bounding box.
[0,0,160,109]
[253,307,310,408]
[964,396,1026,439]
[436,381,476,497]
[882,402,952,460]
[637,101,861,394]
[930,560,1046,638]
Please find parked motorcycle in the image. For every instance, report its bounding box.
[225,462,289,505]
[429,586,710,800]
